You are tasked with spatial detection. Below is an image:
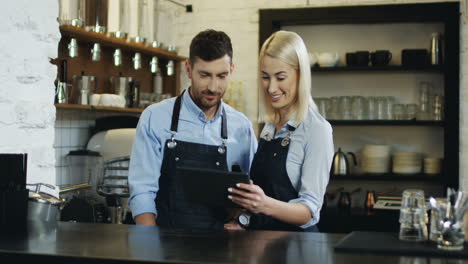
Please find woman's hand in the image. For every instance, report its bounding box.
[228,180,272,215]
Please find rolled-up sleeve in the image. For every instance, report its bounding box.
[128,109,162,218]
[289,121,334,228]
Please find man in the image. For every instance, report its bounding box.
[128,29,257,229]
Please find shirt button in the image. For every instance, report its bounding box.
[175,157,179,161]
[216,162,220,166]
[273,153,277,157]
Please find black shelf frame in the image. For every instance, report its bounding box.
[259,3,460,188]
[330,173,443,182]
[311,65,445,73]
[328,120,444,126]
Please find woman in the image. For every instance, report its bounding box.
[226,31,334,232]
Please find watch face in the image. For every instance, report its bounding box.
[239,214,249,226]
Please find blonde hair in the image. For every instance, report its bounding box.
[258,30,317,126]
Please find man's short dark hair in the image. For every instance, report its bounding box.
[189,29,233,65]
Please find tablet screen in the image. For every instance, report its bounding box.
[176,166,250,208]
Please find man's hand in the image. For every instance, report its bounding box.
[224,219,245,230]
[135,213,156,226]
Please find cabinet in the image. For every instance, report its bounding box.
[259,3,459,189]
[53,25,187,114]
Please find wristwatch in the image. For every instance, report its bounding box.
[238,213,251,228]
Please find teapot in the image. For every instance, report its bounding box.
[331,148,357,176]
[315,52,340,67]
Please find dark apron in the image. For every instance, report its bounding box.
[155,91,228,230]
[249,125,318,232]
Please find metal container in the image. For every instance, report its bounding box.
[27,183,63,222]
[430,32,442,65]
[331,148,357,176]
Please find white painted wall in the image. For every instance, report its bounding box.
[0,0,59,184]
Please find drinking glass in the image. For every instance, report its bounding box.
[406,104,418,120]
[376,96,387,120]
[352,96,365,120]
[316,98,329,119]
[329,96,340,120]
[386,96,395,120]
[399,189,428,242]
[393,104,406,120]
[366,96,377,120]
[339,96,352,120]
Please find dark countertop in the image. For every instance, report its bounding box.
[0,221,466,264]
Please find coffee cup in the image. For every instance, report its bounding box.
[371,50,392,66]
[355,51,370,66]
[346,53,357,66]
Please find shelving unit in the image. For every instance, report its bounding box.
[259,2,459,189]
[54,25,187,108]
[55,103,144,114]
[59,25,186,61]
[311,65,444,73]
[328,120,444,126]
[330,173,442,182]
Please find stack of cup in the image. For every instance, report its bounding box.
[399,189,428,242]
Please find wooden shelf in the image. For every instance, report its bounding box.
[311,65,444,73]
[55,103,144,114]
[331,173,442,182]
[59,25,187,61]
[328,120,444,126]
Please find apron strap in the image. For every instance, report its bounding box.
[169,89,228,140]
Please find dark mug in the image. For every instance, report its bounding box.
[346,52,357,66]
[355,51,370,66]
[371,50,392,66]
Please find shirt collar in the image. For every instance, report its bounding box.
[260,119,298,141]
[182,88,224,121]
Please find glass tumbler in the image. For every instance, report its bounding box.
[339,96,352,120]
[352,96,365,120]
[386,96,395,120]
[316,98,329,119]
[376,96,388,120]
[406,104,418,120]
[399,189,428,242]
[366,96,377,120]
[329,96,340,120]
[393,104,406,120]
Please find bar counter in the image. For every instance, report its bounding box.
[0,221,465,264]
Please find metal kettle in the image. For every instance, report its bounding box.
[331,148,357,176]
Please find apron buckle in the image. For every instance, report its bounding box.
[218,140,226,154]
[167,135,177,149]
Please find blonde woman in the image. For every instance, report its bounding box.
[226,31,334,232]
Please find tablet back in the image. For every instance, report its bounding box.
[176,166,250,208]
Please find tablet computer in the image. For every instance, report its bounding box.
[176,166,250,208]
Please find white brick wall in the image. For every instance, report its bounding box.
[0,0,59,185]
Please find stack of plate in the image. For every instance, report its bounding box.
[361,145,391,173]
[392,152,422,174]
[423,157,442,174]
